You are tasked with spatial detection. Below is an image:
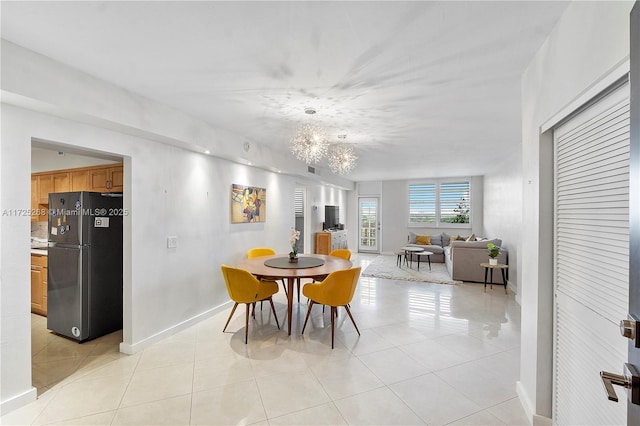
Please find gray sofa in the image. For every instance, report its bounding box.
[404,232,449,263]
[445,239,508,283]
[405,232,508,283]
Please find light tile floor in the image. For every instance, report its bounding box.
[3,254,528,425]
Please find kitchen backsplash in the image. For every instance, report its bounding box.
[31,221,48,240]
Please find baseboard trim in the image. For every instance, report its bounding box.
[119,301,232,354]
[1,386,37,416]
[507,280,520,303]
[516,381,534,426]
[533,414,552,426]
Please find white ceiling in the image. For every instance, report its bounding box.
[1,1,569,181]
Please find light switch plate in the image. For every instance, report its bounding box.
[167,236,178,248]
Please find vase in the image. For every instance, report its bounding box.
[289,255,298,263]
[489,258,498,266]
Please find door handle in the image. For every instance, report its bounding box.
[600,363,640,404]
[601,371,631,402]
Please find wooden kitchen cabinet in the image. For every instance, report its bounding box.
[31,254,47,316]
[31,175,38,222]
[35,173,69,221]
[52,172,69,193]
[37,175,52,204]
[70,169,91,191]
[109,165,124,192]
[31,163,124,221]
[89,165,123,192]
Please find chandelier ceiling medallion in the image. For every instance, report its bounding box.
[290,108,358,175]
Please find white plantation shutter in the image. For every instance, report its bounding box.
[553,80,630,425]
[294,189,304,217]
[440,182,470,223]
[408,183,436,224]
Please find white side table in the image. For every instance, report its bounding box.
[400,246,424,269]
[480,263,509,294]
[416,251,433,271]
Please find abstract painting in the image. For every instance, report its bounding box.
[231,184,266,223]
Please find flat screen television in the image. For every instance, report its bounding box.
[324,205,339,229]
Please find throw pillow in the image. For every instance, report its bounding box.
[441,232,451,246]
[408,232,417,244]
[416,235,431,245]
[466,233,476,242]
[431,234,443,247]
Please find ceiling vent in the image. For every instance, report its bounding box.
[308,165,319,175]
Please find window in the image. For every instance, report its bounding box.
[408,183,436,224]
[294,189,304,217]
[439,182,470,224]
[408,181,470,227]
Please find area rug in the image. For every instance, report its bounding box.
[362,255,461,284]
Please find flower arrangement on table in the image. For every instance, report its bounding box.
[289,228,301,262]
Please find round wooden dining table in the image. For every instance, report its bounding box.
[235,254,352,335]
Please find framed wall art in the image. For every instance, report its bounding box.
[231,184,266,223]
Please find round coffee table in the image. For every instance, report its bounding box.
[416,251,433,271]
[400,246,424,269]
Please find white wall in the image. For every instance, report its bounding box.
[0,40,350,413]
[519,1,633,422]
[483,155,522,296]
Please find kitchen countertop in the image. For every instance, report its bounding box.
[31,248,47,256]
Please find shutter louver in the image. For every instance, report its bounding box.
[294,189,304,216]
[440,182,470,224]
[409,183,436,224]
[553,82,629,425]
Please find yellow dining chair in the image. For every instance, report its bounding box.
[246,247,276,258]
[246,247,289,298]
[329,249,351,260]
[312,248,352,312]
[220,265,280,344]
[311,249,352,283]
[301,267,361,349]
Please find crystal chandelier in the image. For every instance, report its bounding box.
[328,143,358,175]
[290,123,329,164]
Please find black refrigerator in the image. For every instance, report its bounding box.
[47,191,123,342]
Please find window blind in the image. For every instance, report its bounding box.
[408,183,436,224]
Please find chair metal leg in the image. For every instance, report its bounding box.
[223,302,239,332]
[268,297,280,329]
[251,302,256,318]
[344,304,360,336]
[281,280,288,296]
[244,303,250,344]
[330,306,336,349]
[296,278,301,303]
[301,300,315,334]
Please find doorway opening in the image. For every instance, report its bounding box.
[30,138,129,396]
[358,197,380,253]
